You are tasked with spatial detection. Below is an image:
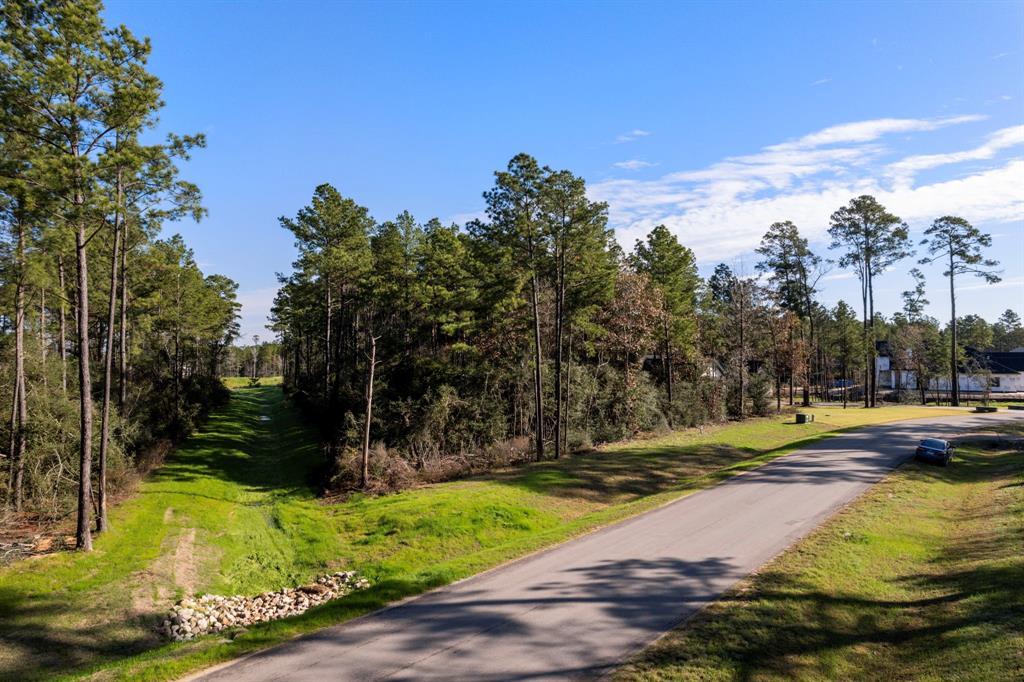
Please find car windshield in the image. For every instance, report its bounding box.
[921,439,946,450]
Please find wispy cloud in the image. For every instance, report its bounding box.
[615,129,651,144]
[589,115,1023,261]
[811,77,832,86]
[767,115,984,151]
[984,94,1014,105]
[886,124,1024,186]
[612,159,655,170]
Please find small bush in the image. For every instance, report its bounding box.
[669,379,726,428]
[329,443,418,494]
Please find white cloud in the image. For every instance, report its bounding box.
[886,125,1024,185]
[811,78,832,86]
[612,159,655,170]
[615,129,652,144]
[766,115,984,151]
[590,115,1024,262]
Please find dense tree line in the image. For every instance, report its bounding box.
[271,154,1009,491]
[0,1,238,548]
[2,4,1013,518]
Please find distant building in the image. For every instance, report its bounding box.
[876,344,1024,394]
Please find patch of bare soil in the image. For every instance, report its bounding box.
[173,528,198,595]
[129,510,198,616]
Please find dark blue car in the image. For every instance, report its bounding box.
[915,438,953,466]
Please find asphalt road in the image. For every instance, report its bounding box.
[192,411,1022,682]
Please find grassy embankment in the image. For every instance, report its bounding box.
[0,384,963,681]
[616,424,1024,681]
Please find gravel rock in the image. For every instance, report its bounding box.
[160,571,370,641]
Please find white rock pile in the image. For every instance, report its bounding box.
[160,571,370,641]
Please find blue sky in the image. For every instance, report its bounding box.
[102,0,1024,340]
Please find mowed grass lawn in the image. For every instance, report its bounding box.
[616,425,1024,682]
[0,387,963,681]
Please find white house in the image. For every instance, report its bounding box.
[876,347,1024,394]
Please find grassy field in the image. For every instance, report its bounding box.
[616,425,1024,681]
[0,387,964,681]
[220,375,282,389]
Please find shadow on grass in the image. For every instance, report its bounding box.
[488,443,758,502]
[0,585,162,680]
[486,426,883,503]
[490,412,1024,505]
[148,386,322,498]
[627,557,1022,681]
[0,386,328,681]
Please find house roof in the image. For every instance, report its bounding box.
[980,352,1024,374]
[965,348,1024,374]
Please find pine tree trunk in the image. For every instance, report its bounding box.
[529,270,545,460]
[788,325,795,406]
[861,272,870,408]
[919,366,927,405]
[738,286,746,419]
[7,378,21,510]
[118,223,128,413]
[948,248,959,407]
[173,271,182,412]
[800,323,810,407]
[564,326,572,455]
[97,183,123,534]
[75,217,94,552]
[59,256,69,395]
[868,265,876,407]
[775,344,782,412]
[804,305,815,407]
[39,287,47,388]
[9,220,27,511]
[325,276,332,400]
[664,313,674,426]
[553,246,564,459]
[360,335,377,489]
